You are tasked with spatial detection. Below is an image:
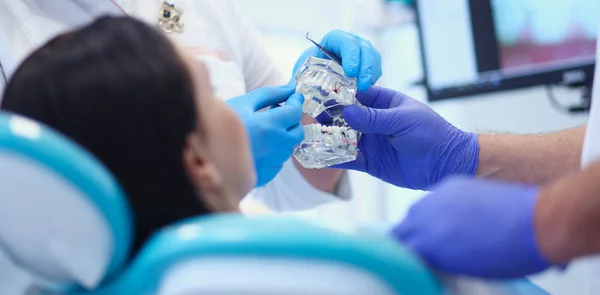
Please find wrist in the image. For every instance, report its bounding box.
[522,186,554,271]
[435,130,479,186]
[534,185,575,265]
[293,158,343,194]
[535,173,600,265]
[463,132,480,177]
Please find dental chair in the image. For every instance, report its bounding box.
[0,112,132,293]
[0,111,550,295]
[0,111,441,295]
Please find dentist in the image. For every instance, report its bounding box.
[0,0,382,212]
[334,29,600,293]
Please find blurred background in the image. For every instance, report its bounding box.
[237,1,599,293]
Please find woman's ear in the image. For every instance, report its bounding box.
[183,134,223,192]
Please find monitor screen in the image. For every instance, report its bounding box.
[416,0,600,101]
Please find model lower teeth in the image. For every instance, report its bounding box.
[302,123,355,143]
[292,56,362,169]
[293,123,359,169]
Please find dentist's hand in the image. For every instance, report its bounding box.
[334,86,479,190]
[291,30,382,91]
[391,177,551,278]
[226,86,304,187]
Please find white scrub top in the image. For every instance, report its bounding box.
[534,20,600,295]
[573,18,600,294]
[0,0,352,212]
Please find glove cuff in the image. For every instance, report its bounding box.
[432,130,480,190]
[524,187,554,272]
[464,132,480,177]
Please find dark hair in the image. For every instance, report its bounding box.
[1,16,209,254]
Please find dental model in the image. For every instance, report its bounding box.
[293,56,361,169]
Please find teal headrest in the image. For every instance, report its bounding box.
[0,112,133,285]
[92,214,443,295]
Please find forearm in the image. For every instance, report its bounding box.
[293,160,343,194]
[294,113,343,194]
[476,125,585,184]
[535,158,600,264]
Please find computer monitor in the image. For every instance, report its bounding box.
[416,0,600,101]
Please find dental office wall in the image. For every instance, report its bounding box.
[239,0,588,293]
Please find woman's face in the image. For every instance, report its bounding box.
[179,49,256,210]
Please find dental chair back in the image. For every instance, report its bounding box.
[0,112,132,292]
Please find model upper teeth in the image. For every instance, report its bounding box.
[303,123,349,138]
[314,123,348,134]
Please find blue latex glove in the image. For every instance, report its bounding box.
[290,30,382,91]
[333,86,479,191]
[226,85,304,187]
[391,176,552,279]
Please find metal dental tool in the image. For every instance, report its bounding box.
[305,33,342,65]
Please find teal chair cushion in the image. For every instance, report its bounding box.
[0,112,132,286]
[92,214,443,295]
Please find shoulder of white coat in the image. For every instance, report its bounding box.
[199,0,255,33]
[194,1,265,67]
[191,0,249,52]
[196,0,239,21]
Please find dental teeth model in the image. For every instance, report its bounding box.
[294,123,359,169]
[293,56,361,169]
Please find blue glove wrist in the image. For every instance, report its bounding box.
[433,131,480,185]
[391,177,552,278]
[523,188,554,272]
[333,86,481,191]
[226,86,304,187]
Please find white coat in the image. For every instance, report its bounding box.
[563,18,600,295]
[0,0,352,213]
[530,19,600,295]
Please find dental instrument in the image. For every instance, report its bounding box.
[305,33,342,65]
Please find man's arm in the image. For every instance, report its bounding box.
[293,154,343,193]
[476,125,586,184]
[535,157,600,264]
[389,161,600,278]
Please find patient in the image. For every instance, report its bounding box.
[1,16,256,253]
